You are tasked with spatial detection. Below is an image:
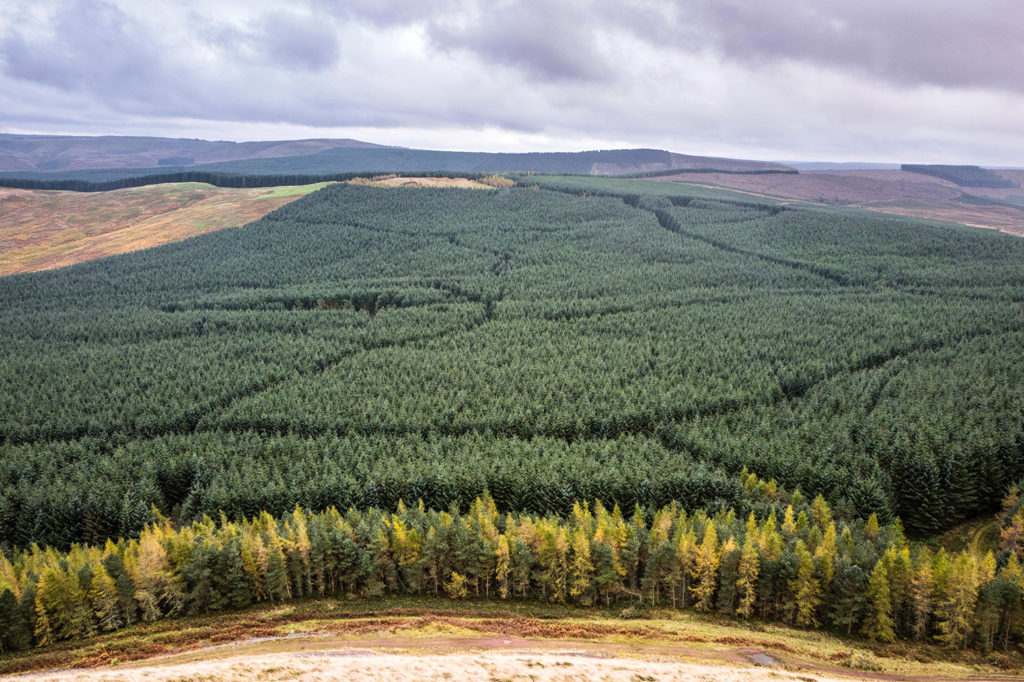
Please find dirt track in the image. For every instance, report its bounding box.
[19,647,843,681]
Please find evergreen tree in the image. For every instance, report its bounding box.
[716,536,740,615]
[0,588,31,652]
[830,561,866,635]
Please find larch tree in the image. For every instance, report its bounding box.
[87,563,122,632]
[735,534,760,618]
[495,534,511,599]
[790,540,821,627]
[691,522,720,612]
[569,526,595,605]
[935,551,978,649]
[909,548,936,640]
[863,559,895,642]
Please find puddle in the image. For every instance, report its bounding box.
[747,652,780,667]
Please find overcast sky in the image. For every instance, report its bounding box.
[2,0,1023,164]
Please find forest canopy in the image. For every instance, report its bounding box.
[0,178,1022,554]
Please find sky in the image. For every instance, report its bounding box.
[1,0,1023,164]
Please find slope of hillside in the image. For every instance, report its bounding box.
[0,182,331,275]
[0,137,792,183]
[0,134,385,172]
[647,169,1024,236]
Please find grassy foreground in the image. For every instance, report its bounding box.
[1,597,1020,680]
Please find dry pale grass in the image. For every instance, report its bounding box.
[0,182,330,276]
[346,176,497,189]
[22,649,849,682]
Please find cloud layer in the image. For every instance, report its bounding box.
[2,0,1022,163]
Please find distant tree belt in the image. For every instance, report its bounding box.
[900,164,1017,188]
[2,485,1023,654]
[0,170,497,192]
[0,181,1022,552]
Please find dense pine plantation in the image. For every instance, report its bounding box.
[1,178,1023,558]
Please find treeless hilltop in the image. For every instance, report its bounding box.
[0,182,331,276]
[647,169,1024,237]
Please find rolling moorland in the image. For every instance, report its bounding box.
[0,183,331,276]
[652,166,1024,237]
[0,148,1023,676]
[0,134,386,172]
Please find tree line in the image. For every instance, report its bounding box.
[2,480,1022,653]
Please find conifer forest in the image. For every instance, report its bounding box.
[1,177,1023,653]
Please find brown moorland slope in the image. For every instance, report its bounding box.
[0,182,332,276]
[649,169,1024,236]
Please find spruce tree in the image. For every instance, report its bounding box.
[830,561,866,635]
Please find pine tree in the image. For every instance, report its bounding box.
[863,560,895,642]
[264,532,288,598]
[0,588,30,652]
[690,523,720,612]
[830,561,866,635]
[790,540,821,627]
[715,536,739,615]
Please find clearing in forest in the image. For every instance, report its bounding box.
[0,182,332,276]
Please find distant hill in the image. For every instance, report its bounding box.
[0,134,385,172]
[0,134,791,179]
[901,164,1017,188]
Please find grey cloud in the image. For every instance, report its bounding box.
[0,0,163,93]
[258,11,339,72]
[664,0,1024,93]
[329,0,1024,92]
[322,0,608,81]
[424,3,606,82]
